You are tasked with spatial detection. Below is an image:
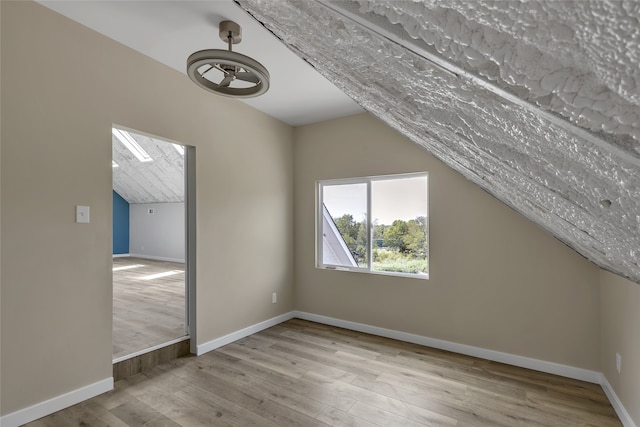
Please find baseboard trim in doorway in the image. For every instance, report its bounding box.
[112,253,130,258]
[197,312,295,356]
[113,335,191,364]
[129,253,185,263]
[113,338,191,381]
[0,378,113,427]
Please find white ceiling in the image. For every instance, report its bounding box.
[36,0,363,126]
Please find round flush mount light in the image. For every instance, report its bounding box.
[187,20,270,98]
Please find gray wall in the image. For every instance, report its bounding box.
[130,202,184,262]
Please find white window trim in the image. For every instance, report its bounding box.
[316,172,429,279]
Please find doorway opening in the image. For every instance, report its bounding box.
[111,126,195,362]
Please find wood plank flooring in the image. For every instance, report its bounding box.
[28,319,621,426]
[113,257,186,360]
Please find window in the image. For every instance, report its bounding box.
[317,173,428,278]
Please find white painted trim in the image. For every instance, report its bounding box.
[112,335,190,364]
[7,313,632,427]
[112,253,130,258]
[0,378,113,427]
[600,374,637,427]
[129,253,185,263]
[197,312,295,356]
[293,311,601,383]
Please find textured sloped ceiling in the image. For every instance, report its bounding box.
[112,130,184,204]
[237,0,640,284]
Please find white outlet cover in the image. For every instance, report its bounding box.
[616,353,622,374]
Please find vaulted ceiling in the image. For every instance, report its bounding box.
[235,0,640,284]
[112,129,184,204]
[40,0,640,285]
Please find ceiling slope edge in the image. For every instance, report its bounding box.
[237,0,640,285]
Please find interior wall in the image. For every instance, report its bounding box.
[130,202,184,262]
[600,270,640,425]
[112,191,129,255]
[0,1,294,416]
[294,113,601,370]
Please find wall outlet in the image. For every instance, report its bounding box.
[616,353,622,374]
[272,292,277,304]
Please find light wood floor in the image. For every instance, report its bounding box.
[113,257,186,360]
[28,319,620,426]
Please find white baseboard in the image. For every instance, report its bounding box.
[600,375,637,427]
[128,253,185,263]
[4,314,634,427]
[0,378,113,427]
[293,311,601,384]
[197,312,296,356]
[295,311,637,424]
[112,253,130,258]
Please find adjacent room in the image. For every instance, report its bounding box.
[1,1,639,427]
[111,127,188,360]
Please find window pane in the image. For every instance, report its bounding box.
[321,183,368,268]
[371,176,428,275]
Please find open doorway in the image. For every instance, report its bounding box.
[111,126,192,362]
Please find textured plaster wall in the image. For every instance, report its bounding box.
[294,113,601,370]
[0,1,294,415]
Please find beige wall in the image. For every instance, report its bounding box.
[600,270,640,425]
[294,113,601,369]
[3,1,639,423]
[0,1,293,415]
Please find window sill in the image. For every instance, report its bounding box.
[317,265,429,280]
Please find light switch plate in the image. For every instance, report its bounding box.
[76,205,90,223]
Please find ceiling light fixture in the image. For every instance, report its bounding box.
[112,128,153,163]
[186,20,269,98]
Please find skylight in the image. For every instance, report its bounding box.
[112,128,153,162]
[172,143,185,156]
